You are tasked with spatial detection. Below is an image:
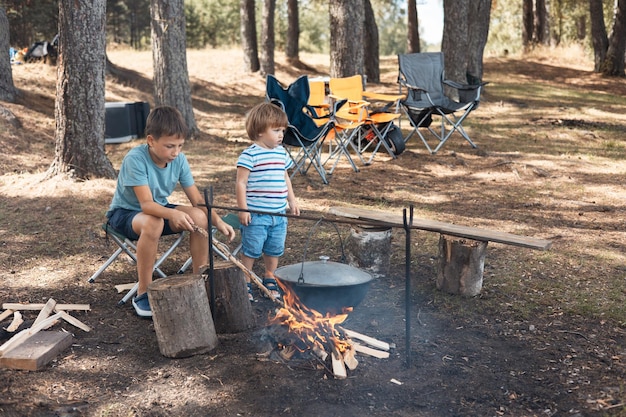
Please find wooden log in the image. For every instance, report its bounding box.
[2,303,90,311]
[343,345,359,370]
[33,298,57,325]
[331,350,347,379]
[352,342,390,359]
[148,274,218,358]
[437,234,488,297]
[0,331,73,371]
[339,327,390,351]
[345,226,392,276]
[206,260,255,334]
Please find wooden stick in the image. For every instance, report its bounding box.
[339,327,390,351]
[343,345,359,370]
[114,283,136,293]
[0,312,63,356]
[55,310,91,332]
[352,342,390,359]
[2,303,91,311]
[6,311,23,332]
[33,298,57,326]
[331,350,347,379]
[312,346,328,361]
[0,309,15,322]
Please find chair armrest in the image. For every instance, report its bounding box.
[362,91,405,102]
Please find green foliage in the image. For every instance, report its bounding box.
[185,0,240,48]
[486,1,523,55]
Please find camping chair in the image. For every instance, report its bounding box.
[308,79,360,174]
[88,222,186,305]
[265,74,337,184]
[328,75,405,165]
[397,52,487,154]
[177,213,242,274]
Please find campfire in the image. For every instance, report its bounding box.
[268,280,391,379]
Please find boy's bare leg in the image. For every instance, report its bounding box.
[132,214,164,295]
[262,255,279,278]
[240,255,255,282]
[177,206,209,273]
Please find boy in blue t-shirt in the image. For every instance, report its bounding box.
[236,102,300,301]
[107,106,235,317]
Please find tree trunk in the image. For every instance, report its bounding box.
[407,0,421,54]
[47,0,115,180]
[534,0,551,45]
[601,0,626,76]
[589,0,609,72]
[285,0,299,63]
[0,6,17,103]
[240,0,260,73]
[466,0,491,83]
[329,0,364,78]
[442,0,469,89]
[363,0,379,83]
[150,0,197,136]
[260,0,276,77]
[522,0,534,50]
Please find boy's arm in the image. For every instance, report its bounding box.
[236,166,252,226]
[134,185,192,231]
[285,172,300,216]
[183,184,235,241]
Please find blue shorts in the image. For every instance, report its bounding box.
[106,204,178,241]
[240,213,287,259]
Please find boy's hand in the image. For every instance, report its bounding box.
[238,211,251,227]
[216,220,236,242]
[289,203,300,217]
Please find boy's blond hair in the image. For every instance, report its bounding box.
[245,102,288,141]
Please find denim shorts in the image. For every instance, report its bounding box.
[240,212,288,259]
[106,204,178,241]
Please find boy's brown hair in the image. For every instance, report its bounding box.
[245,102,288,141]
[145,106,190,140]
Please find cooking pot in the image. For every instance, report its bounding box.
[274,255,374,315]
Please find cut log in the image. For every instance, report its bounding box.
[2,303,90,311]
[0,309,15,322]
[331,350,347,379]
[55,310,91,332]
[345,226,392,276]
[33,298,57,325]
[148,274,218,358]
[339,327,390,351]
[0,312,63,356]
[0,331,73,371]
[437,234,488,297]
[352,342,390,359]
[6,311,23,332]
[206,261,255,333]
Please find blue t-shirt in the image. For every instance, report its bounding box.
[236,144,294,213]
[106,143,194,217]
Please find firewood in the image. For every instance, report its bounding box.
[55,310,91,332]
[331,350,347,379]
[338,327,390,351]
[312,346,328,361]
[352,342,390,359]
[33,298,57,326]
[6,311,23,332]
[0,309,15,322]
[343,345,359,370]
[2,303,90,311]
[114,283,136,293]
[0,312,63,357]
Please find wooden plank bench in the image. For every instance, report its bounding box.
[329,206,552,296]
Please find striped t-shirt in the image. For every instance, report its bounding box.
[237,143,294,213]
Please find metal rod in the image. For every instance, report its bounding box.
[204,187,216,317]
[403,205,414,368]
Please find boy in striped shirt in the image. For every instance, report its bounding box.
[236,102,300,301]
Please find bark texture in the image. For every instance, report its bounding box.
[285,0,299,62]
[0,6,17,103]
[363,0,379,83]
[240,0,260,73]
[589,0,609,72]
[442,0,469,85]
[260,0,276,77]
[601,0,626,76]
[47,0,115,180]
[466,0,492,82]
[151,0,196,135]
[329,0,364,77]
[407,0,421,54]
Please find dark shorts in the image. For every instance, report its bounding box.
[106,204,178,240]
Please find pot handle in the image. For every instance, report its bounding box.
[299,218,346,284]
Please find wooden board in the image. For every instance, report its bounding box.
[329,206,552,251]
[0,331,73,371]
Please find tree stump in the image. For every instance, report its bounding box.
[206,260,255,333]
[148,274,218,358]
[345,226,392,276]
[437,234,488,297]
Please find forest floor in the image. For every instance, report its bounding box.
[0,46,625,417]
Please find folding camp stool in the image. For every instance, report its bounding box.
[88,223,186,305]
[177,212,243,274]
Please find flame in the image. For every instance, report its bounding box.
[269,279,353,354]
